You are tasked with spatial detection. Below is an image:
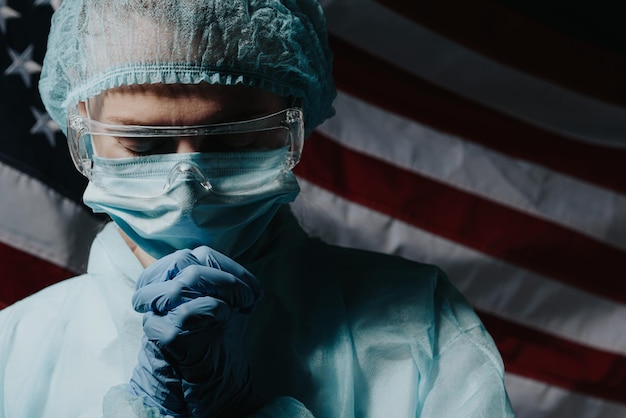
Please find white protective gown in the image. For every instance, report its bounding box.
[0,207,514,417]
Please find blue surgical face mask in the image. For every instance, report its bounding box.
[82,148,300,259]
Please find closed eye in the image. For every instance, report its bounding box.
[116,137,172,156]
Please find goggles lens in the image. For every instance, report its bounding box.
[67,108,304,196]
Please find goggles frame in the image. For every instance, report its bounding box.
[67,107,305,180]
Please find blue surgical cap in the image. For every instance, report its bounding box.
[39,0,336,137]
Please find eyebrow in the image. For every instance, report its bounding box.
[102,109,281,127]
[102,116,158,126]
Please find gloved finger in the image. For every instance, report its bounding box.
[136,248,218,290]
[134,264,258,314]
[143,296,232,346]
[132,280,203,313]
[192,246,263,311]
[175,265,258,311]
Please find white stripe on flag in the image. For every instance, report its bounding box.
[322,0,626,149]
[0,161,104,273]
[318,91,626,250]
[505,373,626,418]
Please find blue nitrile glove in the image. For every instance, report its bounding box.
[129,250,202,417]
[130,247,263,418]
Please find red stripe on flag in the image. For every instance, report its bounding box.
[296,133,626,305]
[375,0,626,107]
[479,310,626,404]
[0,241,75,308]
[330,36,626,195]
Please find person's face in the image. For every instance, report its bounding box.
[80,83,290,158]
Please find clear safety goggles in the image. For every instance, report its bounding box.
[67,107,304,196]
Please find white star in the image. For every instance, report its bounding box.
[34,0,62,11]
[4,44,42,88]
[30,106,60,147]
[0,0,21,34]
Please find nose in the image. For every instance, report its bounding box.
[164,160,212,192]
[174,137,203,153]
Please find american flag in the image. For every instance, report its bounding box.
[1,1,625,417]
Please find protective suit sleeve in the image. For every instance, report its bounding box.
[103,385,314,418]
[419,274,515,417]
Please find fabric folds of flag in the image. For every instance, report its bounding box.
[291,1,626,417]
[0,1,104,309]
[1,1,626,417]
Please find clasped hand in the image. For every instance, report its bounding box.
[129,246,263,418]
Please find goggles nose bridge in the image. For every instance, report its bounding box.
[164,160,212,192]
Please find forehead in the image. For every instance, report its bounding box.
[88,83,289,126]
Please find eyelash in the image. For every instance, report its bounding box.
[117,138,169,156]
